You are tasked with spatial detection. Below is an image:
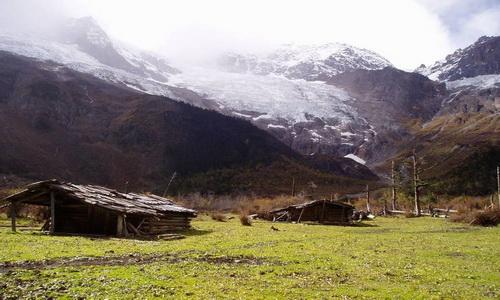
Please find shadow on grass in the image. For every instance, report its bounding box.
[24,228,213,240]
[184,228,213,236]
[349,222,379,227]
[295,221,379,227]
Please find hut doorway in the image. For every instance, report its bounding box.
[51,196,118,235]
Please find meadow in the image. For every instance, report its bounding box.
[0,215,499,299]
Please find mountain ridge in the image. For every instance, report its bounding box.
[417,35,500,82]
[0,50,378,194]
[218,42,392,81]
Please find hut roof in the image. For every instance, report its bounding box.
[1,180,196,217]
[270,199,354,214]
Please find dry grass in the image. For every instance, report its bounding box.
[175,193,306,214]
[210,213,227,222]
[404,211,418,218]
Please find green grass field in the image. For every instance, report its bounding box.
[0,216,499,299]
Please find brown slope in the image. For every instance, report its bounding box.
[329,67,448,163]
[383,113,500,195]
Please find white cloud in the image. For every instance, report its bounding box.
[460,8,500,43]
[416,0,500,48]
[80,0,455,69]
[0,0,498,69]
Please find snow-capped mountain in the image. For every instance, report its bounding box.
[218,43,392,81]
[3,16,432,164]
[169,66,375,156]
[59,16,180,81]
[0,17,384,158]
[168,43,393,156]
[416,35,500,115]
[417,36,500,85]
[0,17,179,93]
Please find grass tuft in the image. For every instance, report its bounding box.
[239,213,252,226]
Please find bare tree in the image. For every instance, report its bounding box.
[412,150,427,216]
[391,160,397,210]
[497,166,500,207]
[366,184,371,213]
[162,171,177,197]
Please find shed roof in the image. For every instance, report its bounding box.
[1,180,196,217]
[270,199,354,214]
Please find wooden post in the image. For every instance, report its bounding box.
[297,207,305,223]
[412,151,421,216]
[320,200,327,223]
[291,177,296,197]
[366,185,371,213]
[117,215,124,236]
[391,160,397,210]
[123,215,129,236]
[50,192,56,234]
[10,202,16,232]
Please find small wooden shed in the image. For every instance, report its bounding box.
[2,180,197,237]
[267,200,354,225]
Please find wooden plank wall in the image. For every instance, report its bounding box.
[140,213,192,234]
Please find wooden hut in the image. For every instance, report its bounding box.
[267,200,354,225]
[2,180,196,237]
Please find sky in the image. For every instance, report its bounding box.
[0,0,499,70]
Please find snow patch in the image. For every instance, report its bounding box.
[169,67,356,123]
[253,114,273,121]
[344,154,366,165]
[232,112,252,118]
[267,124,287,129]
[341,132,357,137]
[446,74,500,90]
[311,131,324,138]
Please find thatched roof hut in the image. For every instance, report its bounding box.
[1,180,196,237]
[267,200,354,225]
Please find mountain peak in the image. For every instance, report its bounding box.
[418,35,500,82]
[63,16,112,48]
[218,42,392,81]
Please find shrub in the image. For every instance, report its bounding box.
[470,209,500,227]
[451,209,500,227]
[239,214,252,226]
[450,210,473,224]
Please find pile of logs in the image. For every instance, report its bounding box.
[386,208,458,218]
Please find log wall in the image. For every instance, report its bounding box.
[139,213,193,235]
